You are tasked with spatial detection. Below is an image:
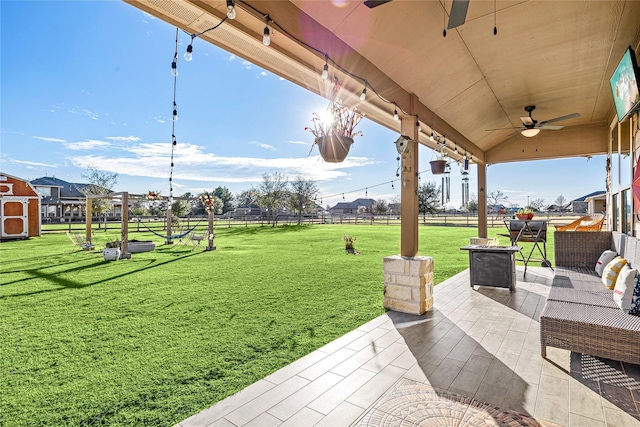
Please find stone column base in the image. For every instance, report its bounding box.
[383,255,434,315]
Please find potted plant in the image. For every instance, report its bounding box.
[305,99,364,163]
[430,153,448,175]
[343,234,359,255]
[516,208,534,220]
[103,239,121,261]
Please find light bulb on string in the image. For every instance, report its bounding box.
[430,132,434,142]
[321,55,329,80]
[360,83,367,101]
[393,106,399,121]
[262,15,271,46]
[184,44,193,61]
[365,188,368,197]
[342,193,345,200]
[172,103,178,122]
[416,118,421,132]
[263,26,271,46]
[226,0,236,19]
[171,60,178,77]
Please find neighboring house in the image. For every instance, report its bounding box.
[584,192,606,214]
[388,203,401,215]
[234,204,262,217]
[30,176,114,219]
[329,198,376,214]
[0,173,41,239]
[546,204,566,213]
[568,191,606,214]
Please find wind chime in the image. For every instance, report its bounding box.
[461,156,470,206]
[441,163,451,205]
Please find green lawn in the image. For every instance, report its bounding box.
[0,225,552,426]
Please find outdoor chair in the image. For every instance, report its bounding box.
[189,230,209,250]
[554,213,605,231]
[67,231,95,251]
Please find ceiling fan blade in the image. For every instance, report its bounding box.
[520,116,534,126]
[538,125,564,130]
[538,112,580,125]
[447,0,469,29]
[364,0,393,8]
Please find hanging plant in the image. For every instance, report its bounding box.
[305,98,364,163]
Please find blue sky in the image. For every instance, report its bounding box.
[1,1,606,209]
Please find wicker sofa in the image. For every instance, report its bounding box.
[540,231,640,365]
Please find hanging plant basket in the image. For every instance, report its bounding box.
[316,135,354,163]
[430,159,447,175]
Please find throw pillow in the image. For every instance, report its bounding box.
[613,264,637,312]
[595,250,618,276]
[602,256,627,290]
[629,275,640,316]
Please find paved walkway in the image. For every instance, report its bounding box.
[176,267,640,427]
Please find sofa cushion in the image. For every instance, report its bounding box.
[595,250,618,276]
[602,256,627,290]
[613,264,637,312]
[629,276,640,316]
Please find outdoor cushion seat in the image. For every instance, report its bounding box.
[540,231,640,365]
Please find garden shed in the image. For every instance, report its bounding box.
[0,173,41,240]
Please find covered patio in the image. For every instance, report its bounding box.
[176,267,640,426]
[121,1,640,425]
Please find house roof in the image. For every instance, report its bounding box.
[330,198,376,210]
[571,191,606,203]
[31,176,108,199]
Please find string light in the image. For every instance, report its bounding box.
[262,15,271,46]
[360,82,367,101]
[172,102,178,122]
[321,54,329,80]
[171,59,178,77]
[393,105,399,120]
[226,0,236,19]
[184,42,193,61]
[430,132,434,142]
[416,117,421,132]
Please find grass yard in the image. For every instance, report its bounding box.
[0,224,552,426]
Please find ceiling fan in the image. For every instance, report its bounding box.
[364,0,470,30]
[486,106,581,137]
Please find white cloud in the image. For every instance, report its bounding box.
[286,140,309,146]
[258,71,267,78]
[64,139,112,151]
[67,106,99,120]
[69,142,375,184]
[228,54,236,61]
[249,141,276,151]
[106,136,141,142]
[33,136,66,143]
[241,60,252,69]
[10,159,57,168]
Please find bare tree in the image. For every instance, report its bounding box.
[487,190,508,209]
[418,181,441,223]
[79,166,118,221]
[555,195,566,207]
[235,188,260,208]
[288,176,318,224]
[258,172,289,226]
[529,198,546,211]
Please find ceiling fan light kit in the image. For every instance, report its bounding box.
[521,128,540,137]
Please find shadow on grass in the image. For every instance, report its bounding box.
[219,224,313,237]
[0,250,205,299]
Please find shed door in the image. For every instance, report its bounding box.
[1,197,28,238]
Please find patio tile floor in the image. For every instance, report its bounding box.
[176,267,640,427]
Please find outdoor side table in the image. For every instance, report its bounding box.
[461,245,521,292]
[500,219,552,276]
